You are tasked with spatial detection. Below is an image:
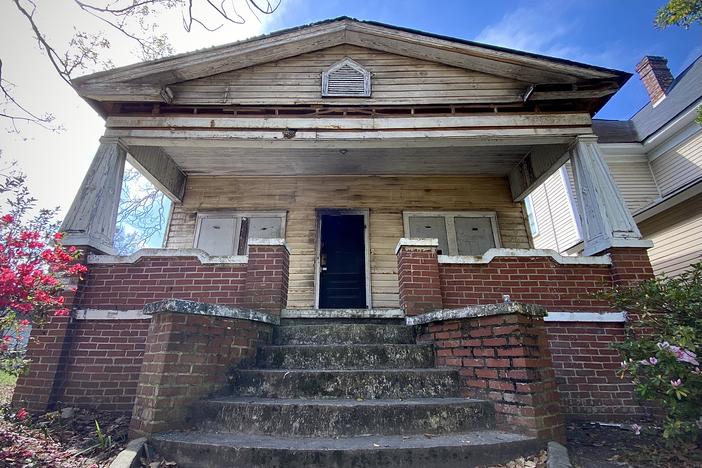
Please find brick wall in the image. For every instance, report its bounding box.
[12,316,72,413]
[129,310,272,437]
[397,245,443,315]
[397,244,657,422]
[245,244,290,312]
[546,321,648,420]
[81,258,248,310]
[439,258,612,311]
[59,320,150,414]
[14,245,290,417]
[417,307,565,441]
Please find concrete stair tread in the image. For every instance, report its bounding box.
[207,396,485,407]
[152,429,537,450]
[258,343,433,365]
[274,323,415,345]
[236,368,453,375]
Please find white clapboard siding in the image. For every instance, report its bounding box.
[529,168,580,253]
[639,193,702,277]
[169,44,528,106]
[165,175,530,309]
[651,131,702,197]
[605,159,660,212]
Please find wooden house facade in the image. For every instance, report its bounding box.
[12,19,659,464]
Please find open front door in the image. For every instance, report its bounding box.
[318,213,367,309]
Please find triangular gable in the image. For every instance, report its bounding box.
[74,17,630,106]
[166,45,529,106]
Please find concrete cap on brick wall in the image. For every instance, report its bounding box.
[406,303,547,326]
[87,248,248,265]
[394,238,439,254]
[247,238,292,254]
[143,299,280,325]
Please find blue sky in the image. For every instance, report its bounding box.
[267,0,701,120]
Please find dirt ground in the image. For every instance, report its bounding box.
[567,421,702,468]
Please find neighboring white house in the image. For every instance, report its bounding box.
[527,55,702,277]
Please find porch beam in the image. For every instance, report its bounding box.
[507,144,571,201]
[60,137,126,254]
[569,135,652,256]
[127,146,186,202]
[106,113,592,131]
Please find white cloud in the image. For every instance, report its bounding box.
[475,6,624,69]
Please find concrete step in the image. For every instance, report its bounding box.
[231,369,459,399]
[150,430,543,468]
[194,397,493,437]
[257,343,434,369]
[274,324,415,345]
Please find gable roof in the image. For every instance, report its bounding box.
[73,17,629,112]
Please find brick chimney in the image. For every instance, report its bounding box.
[635,56,674,106]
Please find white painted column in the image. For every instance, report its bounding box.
[570,135,652,255]
[60,137,126,254]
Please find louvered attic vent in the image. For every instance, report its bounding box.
[322,58,371,97]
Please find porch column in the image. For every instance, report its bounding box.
[570,135,652,256]
[60,137,126,255]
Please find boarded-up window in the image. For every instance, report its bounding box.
[454,217,496,255]
[195,212,286,255]
[322,58,371,97]
[408,216,449,255]
[404,211,499,256]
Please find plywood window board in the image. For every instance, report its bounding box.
[403,211,500,255]
[194,211,287,255]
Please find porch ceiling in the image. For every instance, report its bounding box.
[160,145,532,176]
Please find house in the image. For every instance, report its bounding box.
[12,18,659,466]
[527,55,702,277]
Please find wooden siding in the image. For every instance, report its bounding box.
[169,44,528,106]
[639,193,702,277]
[530,168,580,252]
[165,175,530,308]
[650,130,702,197]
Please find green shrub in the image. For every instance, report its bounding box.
[600,262,701,442]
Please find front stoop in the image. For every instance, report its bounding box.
[149,318,545,467]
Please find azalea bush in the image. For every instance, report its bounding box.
[0,158,86,376]
[601,263,702,442]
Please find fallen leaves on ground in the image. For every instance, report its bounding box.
[483,450,548,468]
[0,406,130,467]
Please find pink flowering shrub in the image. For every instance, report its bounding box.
[1,160,86,375]
[602,263,702,442]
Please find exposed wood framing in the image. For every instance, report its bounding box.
[127,146,186,202]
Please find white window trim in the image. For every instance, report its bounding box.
[402,211,501,256]
[194,210,287,255]
[523,196,539,237]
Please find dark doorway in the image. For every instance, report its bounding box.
[319,213,367,309]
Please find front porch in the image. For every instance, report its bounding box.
[13,108,658,434]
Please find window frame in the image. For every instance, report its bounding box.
[194,210,287,256]
[523,196,539,237]
[402,211,501,256]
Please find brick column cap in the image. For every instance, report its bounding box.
[406,303,546,326]
[143,299,280,325]
[395,238,439,254]
[248,238,291,254]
